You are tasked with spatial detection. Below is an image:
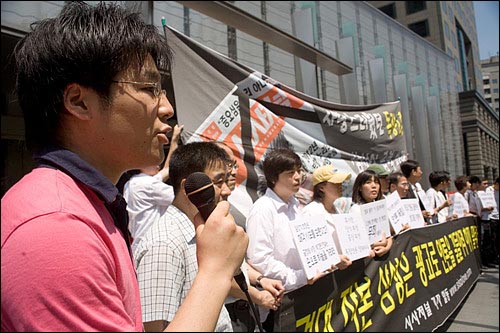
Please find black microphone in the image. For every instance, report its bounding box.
[184,172,248,291]
[184,172,263,332]
[184,171,217,221]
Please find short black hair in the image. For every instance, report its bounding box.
[429,171,450,188]
[468,176,481,185]
[388,171,405,187]
[454,175,469,191]
[262,148,302,189]
[169,142,230,194]
[14,2,173,152]
[400,159,419,178]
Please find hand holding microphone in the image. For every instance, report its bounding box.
[185,171,218,222]
[184,172,248,291]
[185,172,264,332]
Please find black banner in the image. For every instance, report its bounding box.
[273,217,481,332]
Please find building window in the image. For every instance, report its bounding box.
[485,88,491,94]
[486,97,492,103]
[483,78,490,85]
[444,22,450,39]
[493,79,498,84]
[408,20,429,37]
[442,1,447,15]
[494,88,499,93]
[227,26,237,61]
[379,3,396,19]
[406,1,426,15]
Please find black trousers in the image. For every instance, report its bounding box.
[225,300,256,332]
[487,219,499,262]
[262,310,275,332]
[481,219,497,264]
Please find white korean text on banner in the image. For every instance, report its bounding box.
[164,26,481,332]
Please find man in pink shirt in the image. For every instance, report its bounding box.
[1,2,247,331]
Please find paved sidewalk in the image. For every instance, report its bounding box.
[437,265,499,332]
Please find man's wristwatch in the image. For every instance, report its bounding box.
[256,275,266,288]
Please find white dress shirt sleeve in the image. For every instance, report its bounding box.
[246,194,308,292]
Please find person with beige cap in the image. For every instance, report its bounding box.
[303,165,353,216]
[302,165,353,270]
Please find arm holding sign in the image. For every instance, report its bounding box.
[350,171,393,257]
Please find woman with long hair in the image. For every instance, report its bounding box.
[349,170,393,257]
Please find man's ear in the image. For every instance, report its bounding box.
[63,83,93,120]
[180,178,188,197]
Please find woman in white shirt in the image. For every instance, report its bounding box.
[452,175,474,217]
[349,170,393,257]
[302,165,353,269]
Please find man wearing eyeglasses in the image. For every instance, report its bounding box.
[215,142,239,197]
[133,141,235,331]
[388,171,409,199]
[1,2,247,332]
[215,141,285,332]
[214,142,246,230]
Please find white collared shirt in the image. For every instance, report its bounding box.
[134,205,231,331]
[426,188,449,223]
[246,188,308,292]
[123,173,174,251]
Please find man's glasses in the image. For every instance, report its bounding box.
[111,80,166,100]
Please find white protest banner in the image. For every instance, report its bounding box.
[289,215,340,279]
[451,193,468,218]
[359,199,391,244]
[331,212,372,262]
[477,191,497,209]
[401,199,426,228]
[385,191,408,234]
[166,25,407,220]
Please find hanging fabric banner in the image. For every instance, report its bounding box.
[167,26,406,213]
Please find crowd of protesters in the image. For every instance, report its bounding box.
[122,143,499,331]
[1,2,498,332]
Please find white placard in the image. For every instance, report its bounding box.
[331,212,372,262]
[417,190,434,215]
[477,191,497,209]
[289,215,341,279]
[450,193,468,218]
[360,200,391,244]
[385,191,408,234]
[401,199,426,228]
